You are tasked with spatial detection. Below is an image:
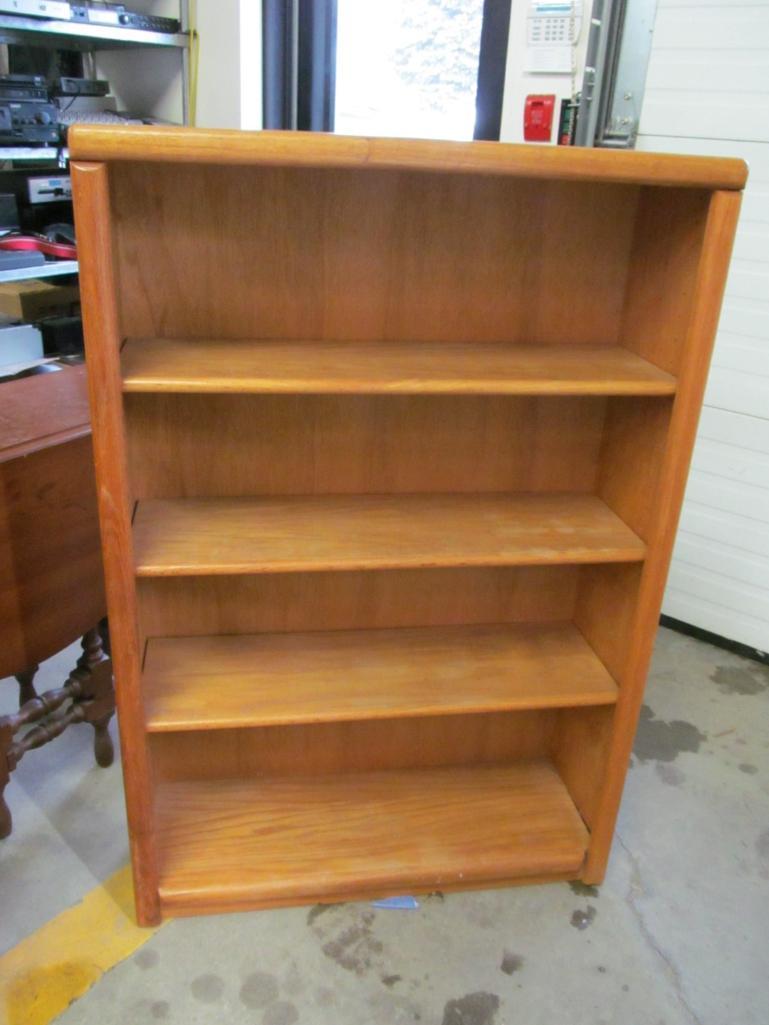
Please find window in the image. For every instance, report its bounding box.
[335,0,485,141]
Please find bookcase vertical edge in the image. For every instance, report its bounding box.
[582,189,743,882]
[71,160,160,925]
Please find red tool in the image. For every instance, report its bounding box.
[0,233,76,260]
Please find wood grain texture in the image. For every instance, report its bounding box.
[583,190,744,883]
[155,761,589,915]
[68,125,747,189]
[0,365,90,462]
[125,394,606,499]
[620,188,711,375]
[0,435,104,675]
[149,710,556,781]
[70,160,160,926]
[551,705,616,830]
[596,398,673,544]
[156,872,579,917]
[110,164,637,346]
[575,563,643,685]
[121,339,677,396]
[143,622,618,732]
[71,129,744,920]
[132,493,646,577]
[0,362,101,675]
[137,566,580,639]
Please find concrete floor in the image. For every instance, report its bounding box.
[1,626,768,1024]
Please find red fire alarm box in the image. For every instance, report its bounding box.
[524,94,556,142]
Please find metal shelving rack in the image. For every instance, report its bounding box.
[0,4,189,285]
[0,145,65,162]
[0,259,78,284]
[0,14,188,50]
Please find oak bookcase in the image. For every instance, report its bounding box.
[70,125,745,924]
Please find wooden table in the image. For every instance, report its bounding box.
[0,363,115,838]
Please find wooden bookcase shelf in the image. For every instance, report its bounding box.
[156,762,589,917]
[71,126,745,925]
[121,338,678,396]
[132,493,646,576]
[143,622,619,731]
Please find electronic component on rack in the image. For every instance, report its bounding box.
[27,175,72,204]
[54,77,110,97]
[115,9,180,32]
[69,3,180,32]
[0,75,59,146]
[0,1,72,19]
[0,192,19,230]
[0,74,48,102]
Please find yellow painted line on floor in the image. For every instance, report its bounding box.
[0,864,161,1025]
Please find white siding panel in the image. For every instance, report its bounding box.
[650,6,769,49]
[673,534,769,591]
[718,302,769,343]
[740,189,769,223]
[731,222,769,263]
[640,95,769,143]
[726,262,769,301]
[636,135,769,169]
[690,436,769,487]
[664,585,769,655]
[704,368,769,419]
[678,503,769,559]
[682,470,769,523]
[712,337,769,375]
[647,58,769,95]
[636,2,769,648]
[696,406,769,452]
[665,567,769,631]
[638,5,769,143]
[656,1,769,8]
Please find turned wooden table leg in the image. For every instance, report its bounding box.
[0,625,115,839]
[78,626,115,769]
[15,666,39,707]
[0,675,89,839]
[0,720,12,839]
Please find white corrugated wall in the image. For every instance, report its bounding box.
[636,0,769,652]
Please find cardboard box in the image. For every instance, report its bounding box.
[0,280,79,322]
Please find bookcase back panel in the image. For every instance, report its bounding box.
[620,187,711,375]
[552,705,616,827]
[109,163,639,346]
[125,394,606,499]
[575,563,644,685]
[596,397,674,544]
[137,566,579,641]
[149,710,555,782]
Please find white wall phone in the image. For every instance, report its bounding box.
[525,1,582,74]
[527,1,582,45]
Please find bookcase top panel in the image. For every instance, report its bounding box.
[68,125,747,191]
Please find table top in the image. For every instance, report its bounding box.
[0,363,90,463]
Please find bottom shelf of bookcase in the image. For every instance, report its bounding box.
[155,759,589,917]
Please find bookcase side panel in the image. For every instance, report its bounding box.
[551,705,616,830]
[619,187,712,376]
[582,189,743,882]
[595,397,674,545]
[556,562,644,828]
[72,161,160,925]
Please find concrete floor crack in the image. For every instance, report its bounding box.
[615,831,704,1025]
